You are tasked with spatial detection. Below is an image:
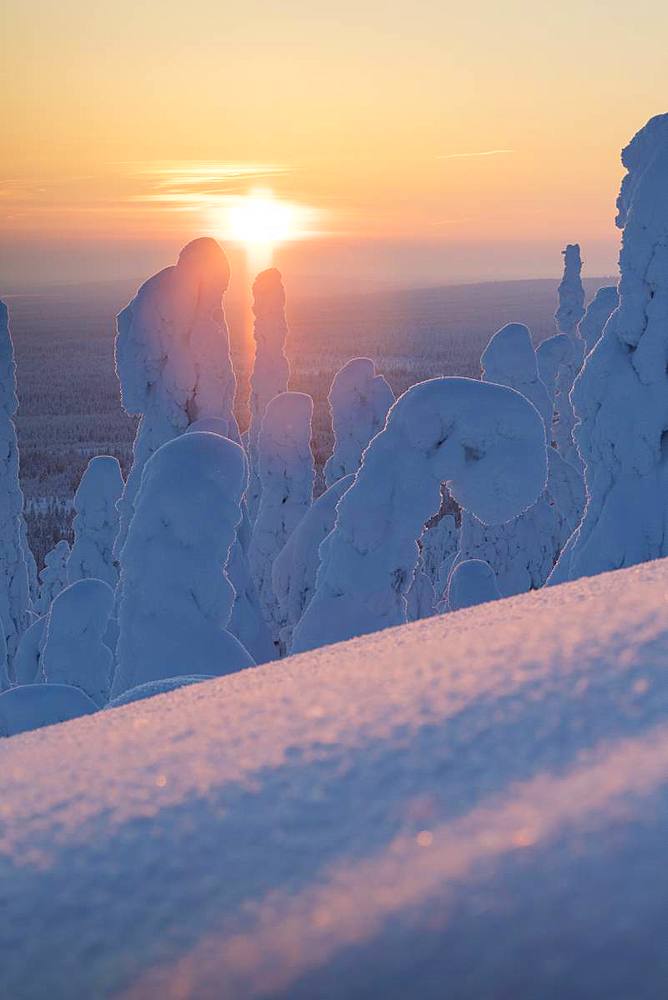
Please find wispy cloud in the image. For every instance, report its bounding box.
[437,149,515,160]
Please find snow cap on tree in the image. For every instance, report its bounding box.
[555,244,586,340]
[247,268,291,522]
[481,323,552,429]
[447,559,500,611]
[42,579,115,707]
[36,539,70,616]
[114,238,239,557]
[292,377,547,652]
[112,432,254,697]
[324,358,395,487]
[553,244,586,470]
[579,285,619,355]
[551,113,668,582]
[248,392,314,641]
[67,456,124,588]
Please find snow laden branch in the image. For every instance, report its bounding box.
[324,358,395,487]
[112,432,254,697]
[552,113,668,582]
[292,377,547,652]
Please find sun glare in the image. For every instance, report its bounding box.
[216,187,315,272]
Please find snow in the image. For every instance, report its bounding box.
[536,333,572,410]
[246,268,291,523]
[106,675,213,708]
[248,392,314,642]
[552,114,668,582]
[553,244,586,471]
[112,432,254,697]
[579,284,619,355]
[36,539,70,616]
[292,377,547,652]
[0,300,34,661]
[113,238,240,558]
[324,358,395,487]
[2,558,668,997]
[67,455,123,588]
[13,616,47,687]
[41,579,115,707]
[447,557,500,610]
[420,510,459,598]
[481,322,552,430]
[0,682,96,738]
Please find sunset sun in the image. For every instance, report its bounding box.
[217,188,314,271]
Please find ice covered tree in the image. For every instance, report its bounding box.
[405,566,436,621]
[536,333,572,434]
[481,323,552,429]
[246,268,291,523]
[67,456,123,587]
[36,539,70,615]
[579,284,619,355]
[551,114,668,582]
[113,238,240,557]
[553,244,586,470]
[248,392,314,641]
[324,358,395,487]
[447,559,500,611]
[0,301,33,660]
[41,579,115,707]
[292,377,547,652]
[13,616,47,686]
[272,474,354,653]
[112,432,254,697]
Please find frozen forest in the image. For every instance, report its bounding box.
[1,113,668,736]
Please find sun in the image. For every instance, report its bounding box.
[216,187,311,272]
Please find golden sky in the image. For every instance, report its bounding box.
[2,0,667,280]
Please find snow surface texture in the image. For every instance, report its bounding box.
[323,358,395,487]
[248,392,314,641]
[13,616,47,687]
[579,284,619,355]
[553,244,586,471]
[552,114,668,582]
[112,433,254,698]
[186,419,275,665]
[447,558,500,610]
[67,455,123,588]
[0,301,33,661]
[42,579,115,706]
[246,268,291,523]
[0,683,96,738]
[113,238,240,558]
[36,539,70,616]
[292,377,547,652]
[3,559,668,998]
[458,324,584,597]
[272,474,354,654]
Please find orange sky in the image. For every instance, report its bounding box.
[2,0,667,283]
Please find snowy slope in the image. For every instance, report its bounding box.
[3,560,668,998]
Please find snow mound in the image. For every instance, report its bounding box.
[3,559,668,996]
[447,558,500,610]
[0,682,97,738]
[106,675,213,708]
[324,358,395,487]
[67,455,123,588]
[481,322,552,429]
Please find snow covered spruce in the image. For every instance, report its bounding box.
[67,455,123,587]
[553,244,586,471]
[36,539,70,616]
[292,376,548,652]
[112,432,254,698]
[551,113,668,582]
[323,357,395,486]
[246,268,291,523]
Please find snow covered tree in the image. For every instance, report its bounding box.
[0,301,33,661]
[481,323,552,429]
[67,455,123,588]
[0,627,8,692]
[420,511,459,599]
[405,567,436,621]
[447,559,500,611]
[36,539,70,616]
[42,579,115,706]
[553,244,586,470]
[112,432,254,697]
[536,333,572,438]
[292,377,547,652]
[248,392,314,641]
[114,238,240,558]
[272,474,354,653]
[0,683,97,738]
[579,284,619,355]
[551,114,668,582]
[324,358,395,487]
[13,616,47,686]
[246,268,291,523]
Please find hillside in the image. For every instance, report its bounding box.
[3,559,668,998]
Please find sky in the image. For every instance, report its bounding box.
[2,0,667,289]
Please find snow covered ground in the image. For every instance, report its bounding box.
[2,559,668,998]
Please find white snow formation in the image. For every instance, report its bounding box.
[579,284,619,355]
[3,559,668,997]
[246,268,291,522]
[0,301,33,660]
[553,244,586,470]
[0,683,97,738]
[114,238,240,557]
[112,432,254,697]
[36,539,71,616]
[67,455,124,587]
[13,615,48,686]
[41,579,115,707]
[0,627,8,691]
[405,566,436,620]
[551,114,668,582]
[248,392,314,639]
[536,333,572,411]
[420,511,460,599]
[323,357,395,487]
[272,474,354,654]
[106,675,213,709]
[481,323,552,429]
[447,558,500,611]
[292,377,547,652]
